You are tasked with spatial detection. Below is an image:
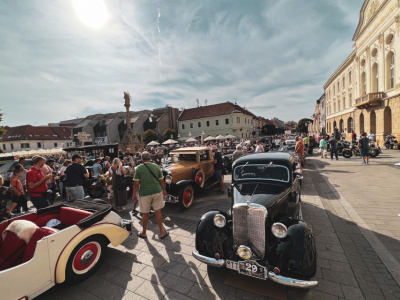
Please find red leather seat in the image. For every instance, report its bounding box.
[0,231,26,271]
[21,227,59,264]
[59,207,92,227]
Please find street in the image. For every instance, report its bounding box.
[37,149,400,300]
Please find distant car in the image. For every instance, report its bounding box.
[162,147,218,208]
[284,139,296,146]
[278,144,296,154]
[0,200,132,300]
[0,159,33,186]
[221,147,236,173]
[193,152,317,289]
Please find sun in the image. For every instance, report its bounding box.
[72,0,109,29]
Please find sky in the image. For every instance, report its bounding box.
[0,0,365,127]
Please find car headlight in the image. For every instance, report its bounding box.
[271,222,288,238]
[165,175,172,184]
[237,245,252,260]
[213,214,226,228]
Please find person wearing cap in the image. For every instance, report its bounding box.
[123,152,135,167]
[358,132,370,165]
[212,146,224,194]
[64,154,89,201]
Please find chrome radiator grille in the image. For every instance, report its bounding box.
[233,203,268,259]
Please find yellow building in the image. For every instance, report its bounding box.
[324,0,400,146]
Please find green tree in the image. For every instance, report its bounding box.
[142,129,157,144]
[261,124,276,136]
[276,126,285,134]
[163,128,177,141]
[0,110,5,137]
[296,118,313,134]
[135,132,142,141]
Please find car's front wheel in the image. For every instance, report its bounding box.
[65,235,108,284]
[179,184,195,209]
[342,150,352,158]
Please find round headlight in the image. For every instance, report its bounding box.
[237,245,252,260]
[271,222,288,239]
[165,175,172,184]
[213,214,226,228]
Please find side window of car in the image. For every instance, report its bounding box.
[7,163,17,172]
[200,151,208,161]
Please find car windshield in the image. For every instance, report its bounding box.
[171,153,197,162]
[235,182,287,194]
[233,164,289,182]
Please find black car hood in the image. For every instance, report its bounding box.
[233,186,289,208]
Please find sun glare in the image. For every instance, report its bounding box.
[72,0,109,29]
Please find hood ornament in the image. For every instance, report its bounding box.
[246,194,252,205]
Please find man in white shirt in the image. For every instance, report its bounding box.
[255,140,264,153]
[368,131,375,142]
[275,138,281,150]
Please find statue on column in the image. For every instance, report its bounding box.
[119,92,144,153]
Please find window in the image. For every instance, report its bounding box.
[333,86,335,94]
[349,94,352,107]
[390,52,395,89]
[190,123,193,128]
[337,82,339,91]
[236,117,240,123]
[182,124,185,130]
[54,143,57,147]
[374,64,379,92]
[343,77,345,88]
[347,117,354,133]
[207,121,210,127]
[343,96,346,109]
[349,71,352,83]
[21,143,29,149]
[362,72,367,96]
[216,120,219,126]
[37,142,42,148]
[225,118,229,124]
[10,144,13,150]
[198,122,201,128]
[2,144,5,150]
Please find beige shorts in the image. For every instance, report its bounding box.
[138,192,165,213]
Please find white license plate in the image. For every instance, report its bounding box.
[226,260,266,280]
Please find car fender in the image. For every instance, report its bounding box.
[176,179,195,186]
[55,224,129,283]
[195,210,233,259]
[268,220,317,279]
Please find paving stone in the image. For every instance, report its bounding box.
[180,264,208,283]
[121,291,147,300]
[187,283,226,300]
[81,275,128,299]
[135,280,169,300]
[159,273,195,294]
[137,265,166,283]
[314,279,344,297]
[340,284,365,300]
[329,261,353,274]
[159,261,188,276]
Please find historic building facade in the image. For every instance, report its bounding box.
[324,0,400,145]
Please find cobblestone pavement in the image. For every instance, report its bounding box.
[37,149,400,300]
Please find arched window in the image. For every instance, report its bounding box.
[339,119,344,133]
[390,53,394,89]
[347,117,353,133]
[362,72,367,96]
[359,113,364,133]
[372,63,378,92]
[387,52,395,89]
[384,106,392,135]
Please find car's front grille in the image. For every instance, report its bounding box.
[233,203,268,259]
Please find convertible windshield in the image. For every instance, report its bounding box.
[171,153,197,162]
[233,164,289,183]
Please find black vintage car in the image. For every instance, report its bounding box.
[192,152,317,288]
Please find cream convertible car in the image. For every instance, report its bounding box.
[0,200,132,300]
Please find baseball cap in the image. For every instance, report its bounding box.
[72,153,82,160]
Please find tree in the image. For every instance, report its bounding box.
[142,129,157,144]
[276,126,285,134]
[135,132,142,141]
[163,128,177,141]
[296,118,313,134]
[0,110,5,137]
[261,124,277,136]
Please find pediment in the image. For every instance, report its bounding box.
[353,0,385,41]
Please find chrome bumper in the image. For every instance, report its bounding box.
[267,271,318,288]
[192,251,225,267]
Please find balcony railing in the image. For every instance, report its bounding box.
[355,92,385,108]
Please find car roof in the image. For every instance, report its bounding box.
[170,147,210,153]
[232,152,294,169]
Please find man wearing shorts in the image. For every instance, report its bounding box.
[132,152,168,239]
[358,132,370,165]
[213,145,224,194]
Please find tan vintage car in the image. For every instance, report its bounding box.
[162,147,218,208]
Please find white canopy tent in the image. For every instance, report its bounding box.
[147,141,160,146]
[204,136,216,141]
[162,139,178,145]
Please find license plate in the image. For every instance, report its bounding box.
[226,260,266,279]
